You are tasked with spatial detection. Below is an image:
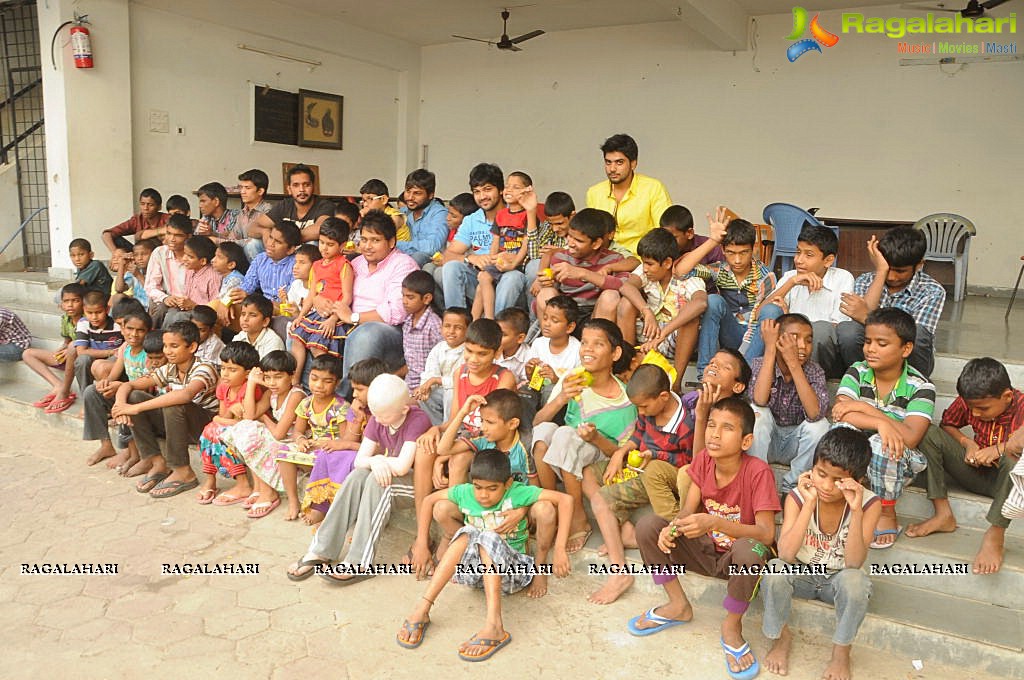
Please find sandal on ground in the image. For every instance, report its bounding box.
[247,498,280,519]
[458,632,511,662]
[396,618,431,649]
[212,492,247,506]
[149,478,199,499]
[319,570,375,587]
[627,607,690,637]
[286,555,331,582]
[720,638,761,680]
[196,488,218,505]
[44,394,77,413]
[870,526,903,550]
[242,492,260,509]
[135,472,170,493]
[566,529,592,554]
[32,393,57,408]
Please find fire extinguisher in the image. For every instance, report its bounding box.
[70,22,93,69]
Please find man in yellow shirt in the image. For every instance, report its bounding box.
[586,134,672,255]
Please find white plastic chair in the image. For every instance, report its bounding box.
[912,213,976,303]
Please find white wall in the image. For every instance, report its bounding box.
[419,10,1023,291]
[128,1,414,198]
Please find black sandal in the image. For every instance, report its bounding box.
[286,555,331,582]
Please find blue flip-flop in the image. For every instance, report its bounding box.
[720,638,760,680]
[870,525,903,550]
[627,607,690,636]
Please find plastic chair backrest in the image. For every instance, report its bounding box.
[761,203,822,256]
[911,213,976,258]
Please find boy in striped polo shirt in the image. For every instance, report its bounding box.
[832,308,935,549]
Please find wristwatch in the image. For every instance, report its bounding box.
[350,311,360,325]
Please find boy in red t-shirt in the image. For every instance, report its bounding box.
[472,171,536,320]
[627,393,780,680]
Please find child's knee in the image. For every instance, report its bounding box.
[730,538,769,567]
[432,498,460,522]
[529,499,556,525]
[833,567,871,601]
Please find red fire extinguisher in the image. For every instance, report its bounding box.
[70,23,93,69]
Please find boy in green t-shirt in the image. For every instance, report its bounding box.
[398,450,572,661]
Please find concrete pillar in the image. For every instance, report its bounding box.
[39,0,133,271]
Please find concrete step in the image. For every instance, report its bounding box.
[5,299,66,344]
[0,271,65,305]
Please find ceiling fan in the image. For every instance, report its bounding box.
[902,0,1014,17]
[452,9,545,51]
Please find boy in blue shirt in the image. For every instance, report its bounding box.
[398,450,572,660]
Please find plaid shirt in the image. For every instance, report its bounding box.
[0,307,31,350]
[853,269,946,335]
[526,221,567,261]
[402,308,443,390]
[200,208,243,241]
[236,201,271,238]
[837,360,935,424]
[625,393,694,467]
[942,388,1024,448]
[750,357,829,426]
[691,260,777,344]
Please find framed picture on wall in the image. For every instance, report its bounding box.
[297,89,343,150]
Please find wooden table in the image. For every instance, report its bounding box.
[817,215,953,285]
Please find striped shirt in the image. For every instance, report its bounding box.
[853,269,946,335]
[526,221,567,261]
[941,388,1024,448]
[0,307,31,350]
[241,252,296,301]
[837,360,935,423]
[151,358,219,411]
[750,357,829,426]
[402,308,443,390]
[691,260,777,344]
[624,392,694,467]
[73,317,124,351]
[551,248,626,308]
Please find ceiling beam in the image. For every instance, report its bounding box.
[654,0,749,51]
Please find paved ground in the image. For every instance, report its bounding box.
[0,417,1000,680]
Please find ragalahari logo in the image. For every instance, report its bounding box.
[786,6,840,61]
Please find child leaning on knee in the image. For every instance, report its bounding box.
[198,342,266,507]
[761,427,881,680]
[411,306,470,426]
[397,449,573,660]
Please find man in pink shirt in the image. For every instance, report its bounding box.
[332,210,418,396]
[145,214,192,328]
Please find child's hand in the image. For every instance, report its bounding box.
[431,458,448,490]
[866,235,889,274]
[839,293,868,323]
[249,367,265,385]
[875,420,905,461]
[459,393,486,416]
[760,318,780,348]
[640,309,660,348]
[576,422,598,443]
[519,186,538,213]
[837,477,863,507]
[602,451,625,484]
[972,444,1001,467]
[962,439,981,466]
[492,506,528,535]
[679,512,716,539]
[369,456,392,488]
[553,547,571,578]
[629,450,652,470]
[416,426,441,456]
[796,471,818,503]
[776,331,802,367]
[295,436,311,452]
[695,382,722,420]
[278,286,288,303]
[831,400,858,422]
[658,518,684,553]
[410,540,433,580]
[319,314,338,338]
[551,262,579,282]
[707,206,730,243]
[560,372,585,402]
[794,271,824,292]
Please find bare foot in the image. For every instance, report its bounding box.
[302,509,325,526]
[525,574,549,598]
[906,513,957,538]
[105,448,131,470]
[822,644,852,680]
[972,526,1006,574]
[284,498,300,521]
[597,543,609,557]
[86,442,117,466]
[118,454,140,476]
[124,458,152,478]
[765,626,792,675]
[587,574,634,604]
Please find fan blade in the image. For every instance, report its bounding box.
[510,29,545,44]
[498,43,522,51]
[982,0,1013,10]
[451,34,495,45]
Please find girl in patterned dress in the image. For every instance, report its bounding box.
[197,342,265,505]
[276,354,349,521]
[289,219,355,384]
[221,350,306,519]
[301,357,390,526]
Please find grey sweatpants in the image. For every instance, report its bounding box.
[307,468,414,569]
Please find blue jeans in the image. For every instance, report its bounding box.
[750,406,831,493]
[340,322,404,397]
[761,559,871,646]
[493,270,527,316]
[696,294,783,378]
[0,343,24,362]
[441,261,479,309]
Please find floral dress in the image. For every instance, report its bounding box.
[302,401,369,514]
[199,381,263,479]
[274,394,350,468]
[222,386,305,492]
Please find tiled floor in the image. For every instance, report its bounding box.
[937,294,1024,362]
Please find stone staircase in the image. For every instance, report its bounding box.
[1,271,1021,678]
